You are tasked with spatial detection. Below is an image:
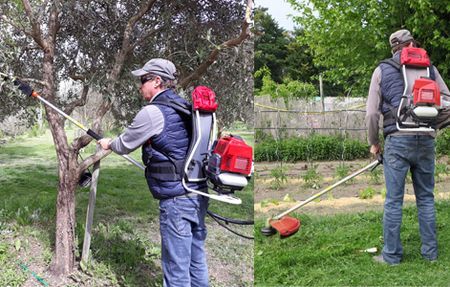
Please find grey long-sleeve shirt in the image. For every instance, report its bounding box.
[110,91,167,155]
[365,63,450,146]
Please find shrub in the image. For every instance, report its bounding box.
[359,187,375,199]
[437,129,450,156]
[335,163,350,180]
[369,167,383,185]
[435,163,448,182]
[302,165,322,189]
[255,130,273,143]
[270,166,288,190]
[254,66,318,104]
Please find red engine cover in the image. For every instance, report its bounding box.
[401,47,430,67]
[413,78,440,106]
[213,136,253,175]
[192,86,219,112]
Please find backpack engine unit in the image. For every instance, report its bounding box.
[395,47,441,131]
[181,86,253,204]
[207,135,253,194]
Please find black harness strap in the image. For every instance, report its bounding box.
[380,58,401,70]
[150,97,192,118]
[380,58,436,80]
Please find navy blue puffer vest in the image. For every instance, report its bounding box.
[379,52,435,136]
[142,89,204,199]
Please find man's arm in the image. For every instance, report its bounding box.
[366,67,381,148]
[98,105,164,154]
[365,66,382,153]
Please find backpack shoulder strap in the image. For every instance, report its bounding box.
[149,97,192,117]
[430,65,436,80]
[380,58,401,70]
[380,58,437,80]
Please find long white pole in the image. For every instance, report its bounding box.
[274,159,381,220]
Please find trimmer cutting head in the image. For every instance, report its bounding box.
[260,226,277,236]
[261,215,301,238]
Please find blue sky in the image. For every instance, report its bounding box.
[256,0,299,31]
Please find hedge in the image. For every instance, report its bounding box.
[255,130,450,162]
[255,135,370,162]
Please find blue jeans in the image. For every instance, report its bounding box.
[382,135,437,264]
[159,196,209,287]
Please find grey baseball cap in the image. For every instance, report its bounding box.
[389,29,414,48]
[131,58,177,80]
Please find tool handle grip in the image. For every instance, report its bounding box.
[370,154,383,172]
[87,129,102,141]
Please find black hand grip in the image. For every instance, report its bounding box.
[13,79,33,97]
[87,129,103,141]
[370,154,383,171]
[377,153,383,164]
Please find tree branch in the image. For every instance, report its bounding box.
[109,0,158,82]
[91,99,112,132]
[20,77,49,88]
[64,84,89,116]
[68,73,86,82]
[78,148,112,172]
[48,0,61,43]
[74,1,157,152]
[179,0,253,89]
[22,0,48,51]
[126,24,166,55]
[72,134,93,152]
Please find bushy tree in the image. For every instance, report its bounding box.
[288,0,450,96]
[254,7,288,89]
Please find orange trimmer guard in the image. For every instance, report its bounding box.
[270,216,301,237]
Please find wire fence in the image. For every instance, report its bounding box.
[255,96,369,141]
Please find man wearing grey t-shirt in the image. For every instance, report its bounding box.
[366,30,450,266]
[98,58,209,287]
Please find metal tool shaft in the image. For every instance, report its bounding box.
[274,159,380,220]
[34,93,145,170]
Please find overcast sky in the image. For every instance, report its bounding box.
[256,0,299,31]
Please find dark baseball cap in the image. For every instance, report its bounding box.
[131,58,177,80]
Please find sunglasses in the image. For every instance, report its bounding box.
[140,75,156,85]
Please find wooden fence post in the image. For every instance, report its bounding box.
[319,74,324,112]
[81,146,101,268]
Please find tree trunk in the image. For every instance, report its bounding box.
[40,48,81,276]
[51,154,79,275]
[46,105,82,276]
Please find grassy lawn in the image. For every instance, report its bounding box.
[254,200,450,286]
[0,129,253,286]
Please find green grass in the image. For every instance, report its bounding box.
[0,129,253,286]
[255,200,450,286]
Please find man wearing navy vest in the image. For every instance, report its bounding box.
[98,58,209,286]
[366,30,450,265]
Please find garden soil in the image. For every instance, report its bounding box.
[255,158,450,218]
